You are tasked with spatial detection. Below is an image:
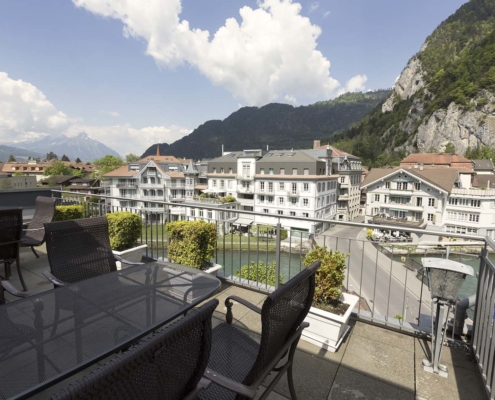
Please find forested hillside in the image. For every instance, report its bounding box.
[330,0,495,167]
[141,91,390,159]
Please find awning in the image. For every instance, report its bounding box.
[233,217,254,226]
[389,208,408,212]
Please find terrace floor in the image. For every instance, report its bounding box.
[4,247,487,400]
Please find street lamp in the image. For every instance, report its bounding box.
[421,257,474,378]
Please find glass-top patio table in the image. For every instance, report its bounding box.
[0,261,221,399]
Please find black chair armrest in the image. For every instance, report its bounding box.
[203,370,257,399]
[1,281,31,298]
[225,295,261,324]
[42,271,68,287]
[183,377,211,400]
[113,255,145,266]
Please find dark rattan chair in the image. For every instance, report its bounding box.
[50,299,219,400]
[21,196,56,258]
[0,209,27,291]
[200,261,321,400]
[43,216,143,287]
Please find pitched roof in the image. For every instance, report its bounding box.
[257,150,319,163]
[184,160,199,174]
[165,172,185,178]
[315,144,358,158]
[139,155,180,163]
[103,166,137,177]
[473,159,495,171]
[473,173,495,188]
[40,175,76,184]
[400,153,471,165]
[361,167,463,193]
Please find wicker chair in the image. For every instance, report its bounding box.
[200,261,321,400]
[21,196,56,258]
[50,299,219,400]
[43,216,142,287]
[0,209,27,291]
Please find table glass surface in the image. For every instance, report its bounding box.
[0,262,220,399]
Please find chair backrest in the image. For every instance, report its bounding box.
[243,261,320,387]
[44,216,117,284]
[0,209,22,262]
[0,281,5,305]
[24,196,56,244]
[51,299,218,400]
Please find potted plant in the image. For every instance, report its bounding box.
[301,246,359,352]
[165,220,222,275]
[107,212,147,269]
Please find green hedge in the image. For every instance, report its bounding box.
[165,220,217,269]
[54,205,84,221]
[280,229,288,240]
[106,212,142,251]
[234,261,283,287]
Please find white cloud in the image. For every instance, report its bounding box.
[100,110,120,117]
[0,71,190,155]
[0,72,72,142]
[309,2,319,13]
[72,0,362,105]
[284,94,297,104]
[337,74,368,96]
[323,11,330,18]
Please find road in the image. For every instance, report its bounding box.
[315,223,431,326]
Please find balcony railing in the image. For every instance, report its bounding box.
[236,174,254,180]
[237,186,253,194]
[372,215,424,227]
[49,189,495,398]
[116,183,138,188]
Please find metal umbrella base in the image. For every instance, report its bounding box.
[422,299,450,378]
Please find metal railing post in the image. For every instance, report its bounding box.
[275,219,281,289]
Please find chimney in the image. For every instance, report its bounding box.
[156,144,161,157]
[314,140,321,149]
[222,144,224,155]
[420,163,424,171]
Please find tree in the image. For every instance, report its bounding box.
[46,152,58,161]
[75,157,82,163]
[445,143,456,154]
[13,171,24,176]
[7,155,16,162]
[71,168,85,178]
[0,178,13,189]
[92,155,125,180]
[61,154,70,161]
[43,160,74,176]
[125,154,140,163]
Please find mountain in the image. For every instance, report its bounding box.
[141,90,390,159]
[330,0,495,167]
[0,145,43,162]
[12,132,121,161]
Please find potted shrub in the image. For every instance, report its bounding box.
[165,220,222,275]
[107,212,147,269]
[301,246,359,352]
[234,261,283,290]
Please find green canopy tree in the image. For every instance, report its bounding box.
[445,143,456,154]
[46,152,58,161]
[43,161,74,176]
[7,155,16,162]
[92,155,124,180]
[61,154,70,161]
[125,154,140,163]
[75,157,82,163]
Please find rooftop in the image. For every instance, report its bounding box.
[472,159,495,171]
[6,245,485,400]
[400,153,473,167]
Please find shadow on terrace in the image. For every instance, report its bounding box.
[5,243,485,400]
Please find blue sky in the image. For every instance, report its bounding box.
[0,0,466,155]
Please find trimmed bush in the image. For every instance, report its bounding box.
[54,205,84,221]
[303,246,347,304]
[280,229,288,240]
[220,195,237,203]
[366,228,373,240]
[165,220,217,269]
[234,261,283,287]
[106,212,142,251]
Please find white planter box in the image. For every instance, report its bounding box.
[203,263,222,276]
[302,292,359,352]
[113,244,148,270]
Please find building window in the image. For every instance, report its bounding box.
[260,168,265,174]
[279,197,284,205]
[292,183,297,193]
[269,168,274,175]
[268,182,273,192]
[488,230,495,240]
[260,182,265,192]
[304,183,309,191]
[427,213,434,222]
[208,211,213,219]
[268,196,274,204]
[397,182,408,190]
[199,209,204,217]
[340,177,345,183]
[213,168,216,173]
[220,168,224,173]
[469,214,480,223]
[428,198,435,207]
[327,182,330,190]
[414,212,422,221]
[290,211,296,216]
[304,168,309,175]
[415,182,421,190]
[292,168,297,175]
[291,198,297,205]
[191,209,195,217]
[302,212,309,218]
[228,180,232,188]
[385,182,390,189]
[220,180,225,189]
[279,182,285,190]
[374,194,380,202]
[416,197,422,206]
[278,210,283,215]
[213,180,217,187]
[228,167,232,173]
[303,198,309,207]
[259,195,265,203]
[263,209,269,214]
